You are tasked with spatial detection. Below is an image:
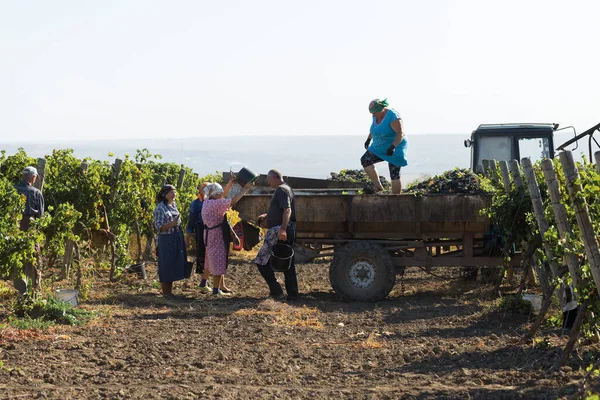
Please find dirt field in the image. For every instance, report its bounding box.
[0,253,598,399]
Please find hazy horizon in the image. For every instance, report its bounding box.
[2,0,599,142]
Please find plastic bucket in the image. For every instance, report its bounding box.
[232,237,244,251]
[236,167,259,187]
[126,262,147,280]
[270,243,294,272]
[55,289,79,307]
[522,293,542,314]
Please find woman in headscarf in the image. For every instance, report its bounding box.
[201,177,254,296]
[361,98,408,194]
[153,184,187,299]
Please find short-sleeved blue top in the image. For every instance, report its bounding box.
[368,108,408,167]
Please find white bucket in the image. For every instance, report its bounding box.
[55,289,79,307]
[522,293,542,314]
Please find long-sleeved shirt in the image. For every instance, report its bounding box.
[15,181,44,219]
[153,201,181,235]
[185,198,204,235]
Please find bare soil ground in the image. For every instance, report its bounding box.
[0,253,598,399]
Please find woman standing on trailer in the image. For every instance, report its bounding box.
[361,98,408,194]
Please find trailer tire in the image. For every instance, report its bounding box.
[329,241,396,302]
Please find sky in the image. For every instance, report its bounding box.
[1,0,599,142]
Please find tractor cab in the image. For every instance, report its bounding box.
[464,123,557,173]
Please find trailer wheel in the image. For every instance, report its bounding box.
[329,241,396,302]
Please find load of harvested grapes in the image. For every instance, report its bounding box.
[329,169,390,193]
[406,168,491,195]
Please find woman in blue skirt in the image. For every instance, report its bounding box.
[153,184,187,299]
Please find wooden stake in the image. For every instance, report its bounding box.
[525,285,556,340]
[75,242,82,289]
[177,167,186,189]
[521,157,560,279]
[555,296,592,368]
[595,151,600,173]
[559,151,600,297]
[110,158,123,201]
[489,160,498,184]
[34,158,46,192]
[62,240,74,280]
[508,160,524,188]
[497,160,514,284]
[109,240,117,282]
[499,161,512,192]
[482,159,490,177]
[135,220,142,264]
[509,159,547,290]
[541,158,583,291]
[144,232,155,260]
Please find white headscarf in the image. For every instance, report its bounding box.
[204,183,224,199]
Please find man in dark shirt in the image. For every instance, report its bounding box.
[256,169,299,301]
[14,166,44,293]
[15,167,44,230]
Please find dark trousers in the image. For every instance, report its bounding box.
[257,224,299,298]
[195,227,206,273]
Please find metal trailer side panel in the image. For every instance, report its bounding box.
[234,194,492,239]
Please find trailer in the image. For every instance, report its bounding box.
[234,193,518,302]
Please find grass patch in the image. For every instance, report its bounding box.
[497,294,532,315]
[11,295,96,328]
[7,315,55,330]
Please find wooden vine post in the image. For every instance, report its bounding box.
[108,158,123,281]
[488,159,498,184]
[481,159,491,177]
[177,166,186,189]
[559,151,600,295]
[541,158,583,290]
[494,160,515,285]
[521,158,560,279]
[508,160,524,189]
[33,158,46,192]
[521,157,561,339]
[110,158,123,201]
[509,159,550,295]
[499,161,512,193]
[555,150,600,367]
[541,158,600,348]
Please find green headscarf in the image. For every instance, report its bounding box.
[368,98,389,114]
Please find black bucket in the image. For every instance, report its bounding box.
[270,243,294,272]
[185,260,194,279]
[236,167,259,187]
[126,262,147,280]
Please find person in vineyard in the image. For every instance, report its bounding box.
[153,184,187,299]
[201,177,254,296]
[254,169,299,301]
[185,183,211,293]
[14,166,44,294]
[361,98,408,194]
